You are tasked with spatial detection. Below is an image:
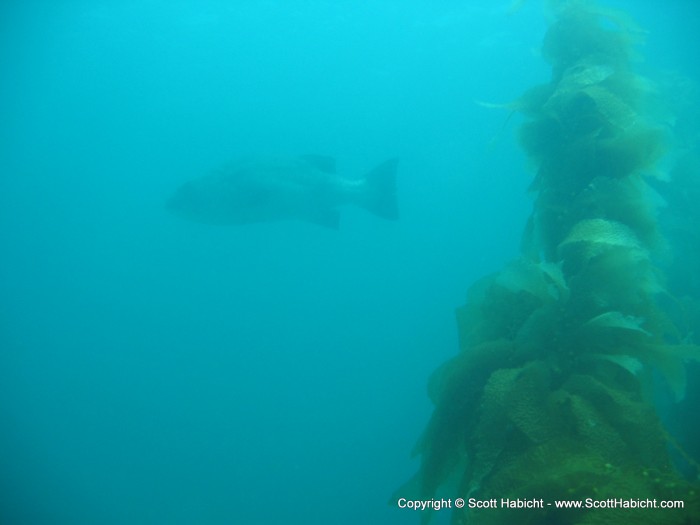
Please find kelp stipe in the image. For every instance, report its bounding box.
[396,2,700,523]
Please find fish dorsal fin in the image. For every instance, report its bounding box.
[300,154,336,173]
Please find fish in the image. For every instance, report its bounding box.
[166,155,398,229]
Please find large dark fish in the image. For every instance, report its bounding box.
[166,155,398,229]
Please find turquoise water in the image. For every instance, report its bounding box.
[1,1,698,523]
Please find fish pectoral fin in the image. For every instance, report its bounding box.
[299,154,336,173]
[306,208,340,229]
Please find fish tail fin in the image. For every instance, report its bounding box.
[360,158,399,220]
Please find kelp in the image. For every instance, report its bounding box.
[398,1,700,523]
[582,311,651,336]
[559,218,643,253]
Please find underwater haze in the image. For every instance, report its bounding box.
[1,1,698,524]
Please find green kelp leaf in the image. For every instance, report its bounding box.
[539,261,570,301]
[648,347,687,403]
[428,340,516,405]
[558,62,615,93]
[519,117,566,162]
[575,310,656,355]
[583,310,651,336]
[495,258,567,302]
[642,343,700,401]
[415,340,516,510]
[672,344,700,361]
[477,84,555,118]
[543,61,637,135]
[566,244,664,314]
[570,175,663,250]
[558,218,647,262]
[560,218,641,248]
[596,125,668,178]
[589,353,644,375]
[581,84,637,129]
[466,367,520,497]
[603,70,657,104]
[459,272,549,345]
[542,2,643,69]
[544,89,609,137]
[516,83,557,116]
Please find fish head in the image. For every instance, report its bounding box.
[166,175,271,225]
